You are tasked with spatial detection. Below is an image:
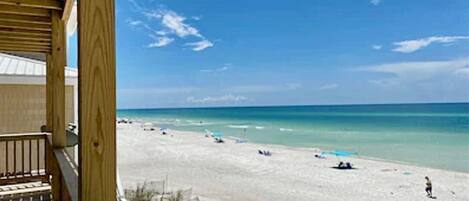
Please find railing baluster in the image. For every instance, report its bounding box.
[29,139,32,176]
[6,140,8,179]
[37,139,40,175]
[44,136,47,177]
[13,140,16,178]
[22,140,24,176]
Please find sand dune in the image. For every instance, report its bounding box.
[118,123,469,201]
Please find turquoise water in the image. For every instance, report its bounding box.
[118,103,469,172]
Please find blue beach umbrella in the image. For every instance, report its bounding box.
[211,132,224,138]
[321,150,358,159]
[324,150,356,157]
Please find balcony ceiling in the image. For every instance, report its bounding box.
[0,0,71,54]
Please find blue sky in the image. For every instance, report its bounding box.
[68,0,469,109]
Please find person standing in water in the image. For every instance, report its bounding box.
[425,176,433,198]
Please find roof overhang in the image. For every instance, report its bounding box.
[0,52,77,85]
[0,0,74,54]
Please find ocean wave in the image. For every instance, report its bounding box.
[228,125,250,129]
[279,128,293,132]
[255,126,265,130]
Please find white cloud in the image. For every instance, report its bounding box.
[318,84,339,91]
[361,58,469,84]
[155,30,168,36]
[200,63,232,73]
[227,83,302,93]
[186,39,213,51]
[127,1,213,51]
[127,19,143,26]
[119,87,198,95]
[454,68,469,78]
[393,36,469,53]
[370,0,381,6]
[368,79,395,86]
[147,10,202,38]
[186,94,248,104]
[148,36,174,48]
[371,44,382,50]
[285,83,302,90]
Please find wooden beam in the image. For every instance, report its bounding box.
[50,10,66,200]
[46,54,53,132]
[0,39,50,46]
[78,0,116,200]
[0,13,51,25]
[0,20,51,31]
[62,0,73,21]
[0,46,50,52]
[0,28,50,37]
[0,42,49,49]
[0,0,63,10]
[51,10,66,148]
[0,43,51,52]
[0,4,50,17]
[0,34,51,41]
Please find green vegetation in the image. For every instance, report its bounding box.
[125,182,184,201]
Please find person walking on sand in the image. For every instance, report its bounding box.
[425,176,433,198]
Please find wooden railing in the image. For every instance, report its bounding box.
[0,132,78,201]
[47,135,78,201]
[0,133,50,185]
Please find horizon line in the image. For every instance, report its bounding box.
[117,101,469,111]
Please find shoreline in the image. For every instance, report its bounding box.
[118,122,469,201]
[126,119,468,174]
[172,127,469,175]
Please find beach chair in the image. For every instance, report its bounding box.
[235,138,248,143]
[337,161,353,169]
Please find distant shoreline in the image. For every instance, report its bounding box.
[144,123,469,174]
[117,102,469,111]
[183,127,469,174]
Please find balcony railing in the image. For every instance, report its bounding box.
[0,132,78,201]
[0,133,50,185]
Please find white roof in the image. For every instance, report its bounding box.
[0,53,77,77]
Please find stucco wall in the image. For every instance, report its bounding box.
[0,84,74,134]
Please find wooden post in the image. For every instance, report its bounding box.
[46,54,53,132]
[51,10,66,148]
[51,9,67,201]
[78,0,116,200]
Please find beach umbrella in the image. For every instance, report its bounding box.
[211,132,224,138]
[321,150,357,161]
[322,150,357,157]
[160,127,168,134]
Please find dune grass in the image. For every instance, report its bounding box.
[125,182,184,201]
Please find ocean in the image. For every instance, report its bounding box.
[117,103,469,172]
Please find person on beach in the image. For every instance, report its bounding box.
[425,176,433,198]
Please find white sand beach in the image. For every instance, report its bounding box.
[118,123,469,201]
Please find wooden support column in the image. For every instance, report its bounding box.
[78,0,116,200]
[46,54,53,131]
[50,10,67,201]
[51,10,66,148]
